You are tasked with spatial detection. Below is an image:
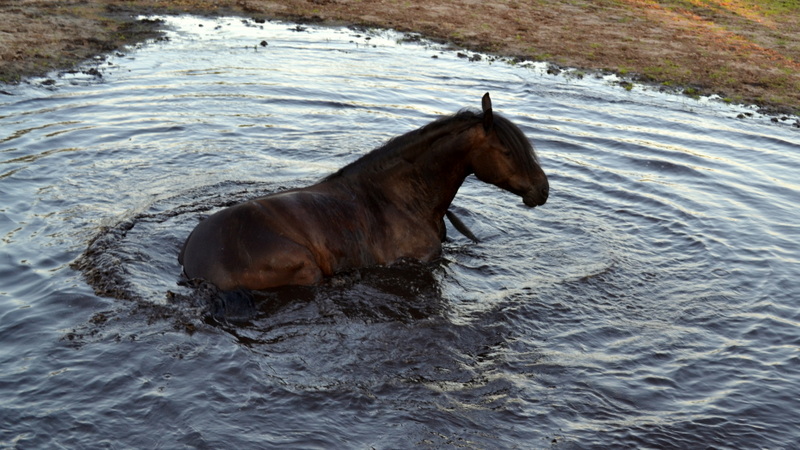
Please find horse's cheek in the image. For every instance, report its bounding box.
[473,156,501,184]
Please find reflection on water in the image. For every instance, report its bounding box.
[1,15,799,448]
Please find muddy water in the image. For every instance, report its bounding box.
[1,16,799,448]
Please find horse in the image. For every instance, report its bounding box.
[179,93,549,291]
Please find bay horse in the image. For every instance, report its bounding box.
[179,93,548,291]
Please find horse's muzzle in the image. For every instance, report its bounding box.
[523,183,549,207]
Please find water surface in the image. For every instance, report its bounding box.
[1,16,799,448]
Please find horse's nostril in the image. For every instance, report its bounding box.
[541,184,549,199]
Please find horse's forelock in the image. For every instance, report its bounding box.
[493,114,539,168]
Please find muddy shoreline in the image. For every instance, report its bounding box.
[1,1,798,116]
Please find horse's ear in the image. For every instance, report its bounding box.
[481,92,493,133]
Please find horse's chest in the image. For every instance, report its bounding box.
[380,217,442,263]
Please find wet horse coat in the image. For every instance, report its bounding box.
[179,94,548,290]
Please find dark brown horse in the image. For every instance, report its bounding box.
[179,93,548,290]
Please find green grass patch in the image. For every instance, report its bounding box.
[748,0,800,15]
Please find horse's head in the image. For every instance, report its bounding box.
[470,93,549,207]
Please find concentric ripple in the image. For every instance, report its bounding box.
[1,15,798,448]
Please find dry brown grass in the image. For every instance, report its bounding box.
[1,0,797,114]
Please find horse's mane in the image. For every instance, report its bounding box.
[323,108,538,181]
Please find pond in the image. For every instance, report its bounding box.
[1,15,798,448]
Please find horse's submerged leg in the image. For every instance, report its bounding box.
[445,209,479,243]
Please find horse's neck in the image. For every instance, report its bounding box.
[352,128,474,221]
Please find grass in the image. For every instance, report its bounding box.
[2,0,798,115]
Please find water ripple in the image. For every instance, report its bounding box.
[0,15,798,449]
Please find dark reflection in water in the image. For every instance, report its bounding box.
[1,15,799,449]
